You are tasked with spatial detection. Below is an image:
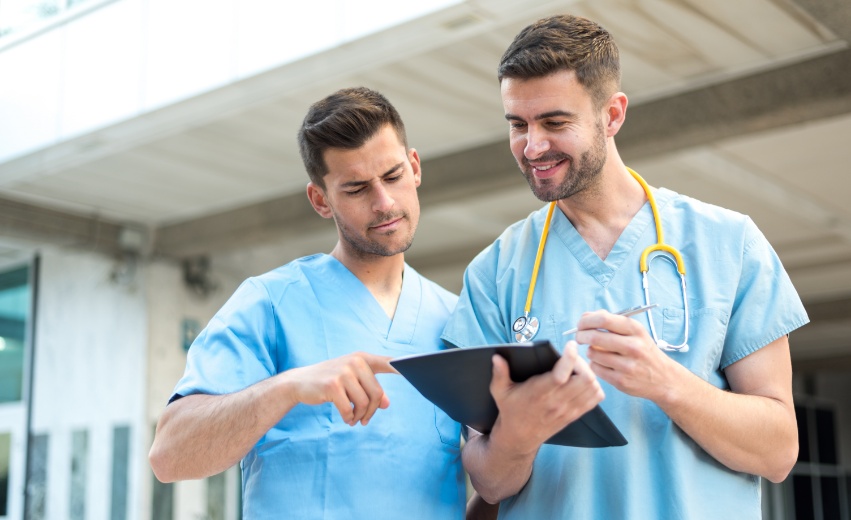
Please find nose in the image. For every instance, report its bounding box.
[524,126,550,160]
[372,183,395,213]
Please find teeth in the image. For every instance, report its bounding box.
[535,164,554,171]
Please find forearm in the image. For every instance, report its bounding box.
[149,375,296,482]
[463,429,537,504]
[657,363,797,482]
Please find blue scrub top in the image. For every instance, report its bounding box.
[443,188,808,519]
[173,254,466,520]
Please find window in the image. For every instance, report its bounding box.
[765,399,850,520]
[0,266,29,404]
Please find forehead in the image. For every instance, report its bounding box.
[322,125,407,183]
[500,70,593,116]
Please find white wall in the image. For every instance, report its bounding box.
[0,0,461,164]
[31,246,147,520]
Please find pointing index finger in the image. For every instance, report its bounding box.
[362,353,400,375]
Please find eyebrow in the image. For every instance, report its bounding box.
[339,161,404,188]
[505,110,576,121]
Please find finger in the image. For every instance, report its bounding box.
[587,345,619,369]
[578,310,644,338]
[552,342,578,384]
[330,392,355,425]
[358,374,387,425]
[570,354,596,379]
[489,355,511,396]
[361,353,399,375]
[345,381,371,426]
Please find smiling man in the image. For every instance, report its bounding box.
[442,14,809,519]
[149,87,467,519]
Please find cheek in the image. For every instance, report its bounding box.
[509,136,527,160]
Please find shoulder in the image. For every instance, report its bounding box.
[661,189,749,225]
[236,254,326,306]
[467,204,552,275]
[659,188,759,244]
[406,264,458,311]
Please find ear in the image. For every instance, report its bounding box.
[408,148,422,188]
[306,182,333,219]
[603,92,628,138]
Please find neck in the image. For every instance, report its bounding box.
[556,157,648,260]
[330,244,405,318]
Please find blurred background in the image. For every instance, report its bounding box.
[0,0,850,518]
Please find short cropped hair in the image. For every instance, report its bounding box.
[298,87,408,188]
[498,14,621,108]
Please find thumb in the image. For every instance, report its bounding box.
[489,354,512,397]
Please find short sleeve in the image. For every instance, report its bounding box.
[720,218,809,368]
[171,278,278,400]
[441,248,509,348]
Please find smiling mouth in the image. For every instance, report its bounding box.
[530,158,566,176]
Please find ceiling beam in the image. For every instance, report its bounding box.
[4,0,851,260]
[0,194,127,256]
[617,47,851,161]
[152,140,520,258]
[151,41,851,258]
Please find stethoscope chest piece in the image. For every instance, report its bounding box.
[513,315,539,342]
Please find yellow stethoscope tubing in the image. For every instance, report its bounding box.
[629,167,690,352]
[630,168,685,275]
[518,167,689,351]
[521,200,557,318]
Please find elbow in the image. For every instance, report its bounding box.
[148,443,177,484]
[764,442,798,484]
[759,427,798,483]
[471,482,508,505]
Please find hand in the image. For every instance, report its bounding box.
[488,341,604,454]
[578,310,676,402]
[285,352,398,426]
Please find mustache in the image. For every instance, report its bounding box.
[369,212,407,228]
[522,152,571,168]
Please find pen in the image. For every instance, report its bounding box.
[561,303,658,336]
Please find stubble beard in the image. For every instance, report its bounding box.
[334,211,417,260]
[521,121,608,202]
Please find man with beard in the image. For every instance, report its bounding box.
[441,15,808,519]
[149,87,470,519]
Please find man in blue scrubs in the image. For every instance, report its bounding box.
[442,15,809,519]
[149,87,469,519]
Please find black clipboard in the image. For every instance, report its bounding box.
[390,340,627,447]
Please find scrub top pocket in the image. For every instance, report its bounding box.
[662,306,728,380]
[434,405,462,448]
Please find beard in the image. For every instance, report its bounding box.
[333,210,416,259]
[521,120,608,202]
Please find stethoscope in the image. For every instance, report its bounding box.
[512,168,690,352]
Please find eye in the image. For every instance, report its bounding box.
[509,121,527,130]
[345,187,366,196]
[546,120,567,129]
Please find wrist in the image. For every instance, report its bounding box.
[652,359,691,410]
[488,416,541,460]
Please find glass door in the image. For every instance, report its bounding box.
[0,262,33,520]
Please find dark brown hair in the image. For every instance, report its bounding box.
[498,15,621,108]
[298,87,408,188]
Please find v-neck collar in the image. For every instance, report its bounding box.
[550,188,674,287]
[315,255,420,344]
